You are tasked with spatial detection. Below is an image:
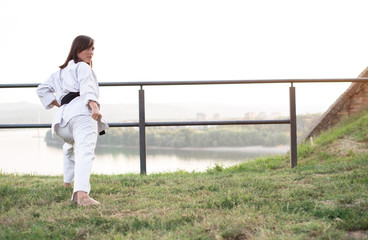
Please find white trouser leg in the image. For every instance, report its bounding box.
[63,143,75,183]
[54,115,98,199]
[55,124,75,184]
[70,115,98,196]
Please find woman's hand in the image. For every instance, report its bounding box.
[52,100,61,108]
[88,101,102,121]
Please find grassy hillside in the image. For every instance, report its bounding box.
[1,112,368,239]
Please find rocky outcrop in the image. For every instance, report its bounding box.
[304,67,368,140]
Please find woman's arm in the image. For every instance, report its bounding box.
[77,63,102,121]
[37,75,58,109]
[88,100,102,121]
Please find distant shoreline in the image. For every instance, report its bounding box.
[47,139,289,153]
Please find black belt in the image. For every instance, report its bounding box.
[61,92,80,106]
[60,92,105,136]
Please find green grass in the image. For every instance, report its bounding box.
[1,113,368,239]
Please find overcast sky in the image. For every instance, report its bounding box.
[1,0,368,115]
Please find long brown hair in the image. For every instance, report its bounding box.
[59,35,94,69]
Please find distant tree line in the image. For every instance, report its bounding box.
[99,125,289,147]
[45,113,320,148]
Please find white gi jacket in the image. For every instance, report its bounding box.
[37,60,109,134]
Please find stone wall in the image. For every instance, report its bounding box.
[304,67,368,140]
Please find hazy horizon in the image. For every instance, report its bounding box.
[1,0,365,117]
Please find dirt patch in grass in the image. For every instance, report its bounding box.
[345,230,368,239]
[319,200,337,207]
[110,207,173,219]
[328,137,368,156]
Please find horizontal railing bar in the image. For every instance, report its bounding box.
[106,123,139,127]
[1,78,368,88]
[0,119,290,129]
[100,78,368,86]
[0,123,138,129]
[145,119,290,126]
[0,84,41,88]
[0,124,52,128]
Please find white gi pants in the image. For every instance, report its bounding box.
[54,115,98,198]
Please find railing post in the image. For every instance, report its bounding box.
[289,83,297,168]
[139,86,147,174]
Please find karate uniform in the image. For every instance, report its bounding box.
[37,60,108,198]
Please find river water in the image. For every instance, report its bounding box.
[0,129,289,175]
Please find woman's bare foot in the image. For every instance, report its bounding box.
[63,182,72,187]
[75,191,100,206]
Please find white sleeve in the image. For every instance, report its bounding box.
[36,75,57,109]
[77,62,99,106]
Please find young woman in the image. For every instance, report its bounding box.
[37,35,108,206]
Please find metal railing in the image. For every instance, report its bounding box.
[1,78,367,174]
